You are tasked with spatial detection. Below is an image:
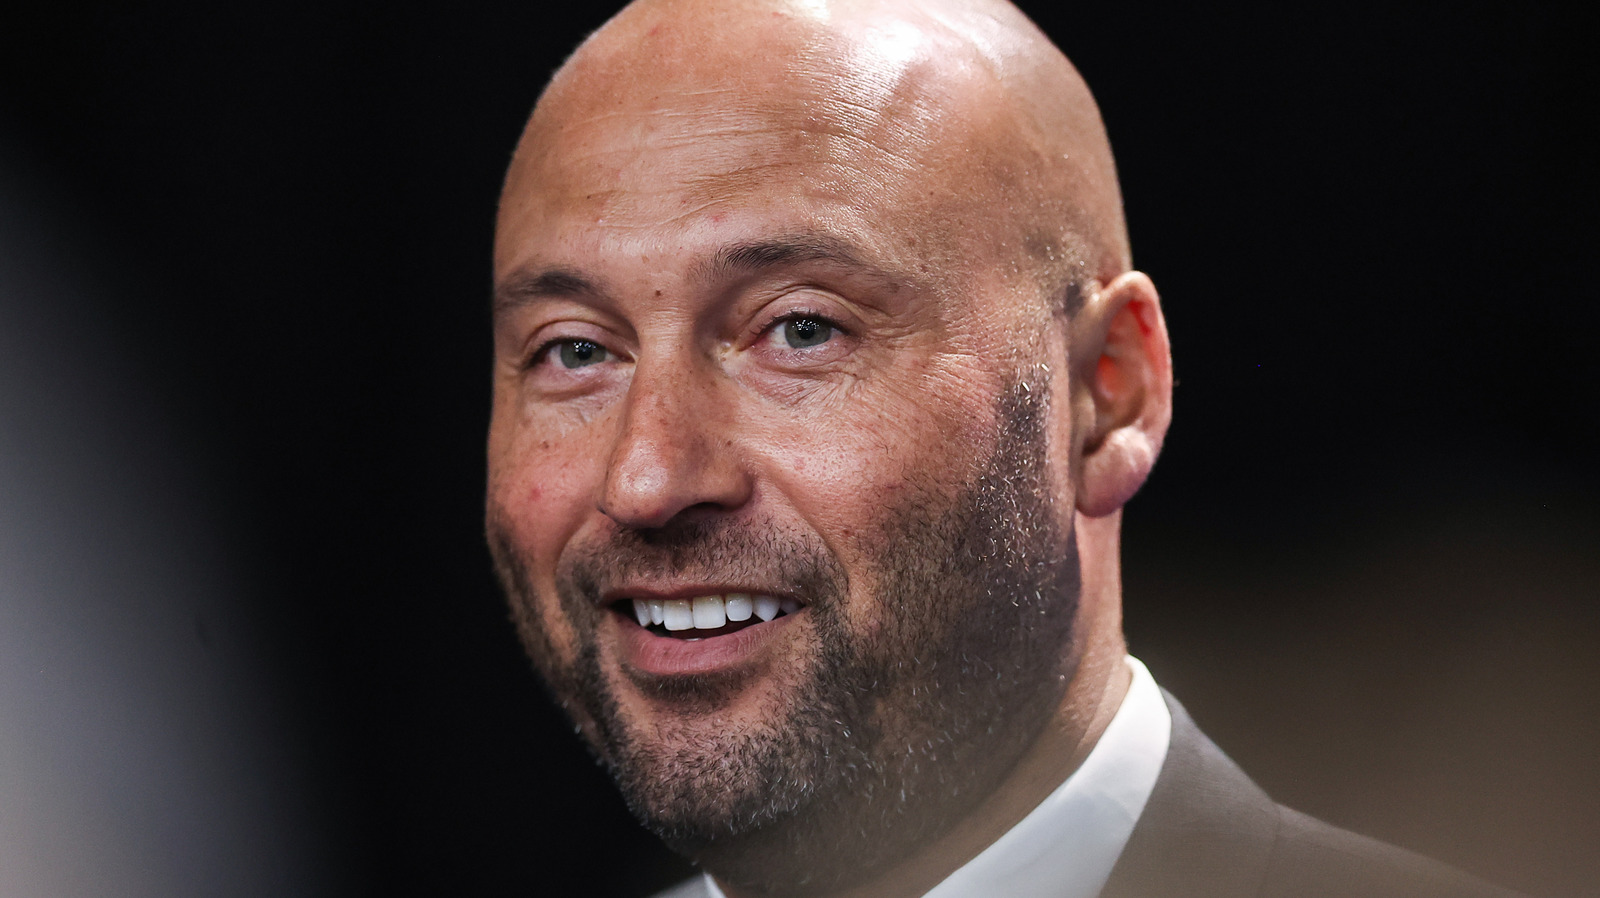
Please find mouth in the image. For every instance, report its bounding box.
[612,593,804,640]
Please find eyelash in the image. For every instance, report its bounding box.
[760,307,845,342]
[525,336,609,370]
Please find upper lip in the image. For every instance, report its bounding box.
[599,583,804,607]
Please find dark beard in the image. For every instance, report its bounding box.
[488,374,1081,896]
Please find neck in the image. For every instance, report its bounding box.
[717,511,1130,898]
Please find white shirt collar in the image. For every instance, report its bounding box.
[705,656,1170,898]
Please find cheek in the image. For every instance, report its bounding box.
[489,384,611,544]
[487,409,608,668]
[749,366,998,613]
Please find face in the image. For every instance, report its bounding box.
[487,11,1090,889]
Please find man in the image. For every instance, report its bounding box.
[485,0,1520,895]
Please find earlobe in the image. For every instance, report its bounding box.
[1075,272,1172,518]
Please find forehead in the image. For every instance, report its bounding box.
[494,7,1028,284]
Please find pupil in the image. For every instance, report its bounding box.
[784,318,831,348]
[560,340,603,368]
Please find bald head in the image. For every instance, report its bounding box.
[498,0,1128,307]
[489,3,1172,895]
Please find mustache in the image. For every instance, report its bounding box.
[555,515,850,607]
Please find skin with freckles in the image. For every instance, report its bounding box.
[485,1,1173,896]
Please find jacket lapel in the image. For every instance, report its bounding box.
[1098,691,1280,898]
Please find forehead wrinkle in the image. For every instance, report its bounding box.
[793,45,964,151]
[674,138,920,213]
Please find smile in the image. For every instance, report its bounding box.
[618,593,805,639]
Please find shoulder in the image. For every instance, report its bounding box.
[1259,805,1521,898]
[647,876,715,898]
[1101,691,1522,898]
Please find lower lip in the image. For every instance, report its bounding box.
[614,611,797,677]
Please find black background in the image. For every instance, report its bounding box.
[1,2,1595,896]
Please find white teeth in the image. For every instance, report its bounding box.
[753,595,780,622]
[662,599,694,631]
[632,593,795,631]
[691,595,726,630]
[724,593,753,622]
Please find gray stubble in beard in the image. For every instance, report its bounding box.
[744,373,1083,893]
[489,372,1081,896]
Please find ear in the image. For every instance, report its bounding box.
[1074,271,1172,518]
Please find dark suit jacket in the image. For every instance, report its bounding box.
[652,693,1522,898]
[1098,692,1519,898]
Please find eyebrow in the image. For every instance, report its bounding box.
[696,234,881,283]
[491,233,910,318]
[492,267,600,319]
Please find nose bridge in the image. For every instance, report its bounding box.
[600,350,748,528]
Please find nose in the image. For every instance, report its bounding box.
[599,360,753,529]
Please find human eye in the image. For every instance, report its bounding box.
[761,312,843,353]
[778,316,835,349]
[547,338,611,369]
[519,334,624,390]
